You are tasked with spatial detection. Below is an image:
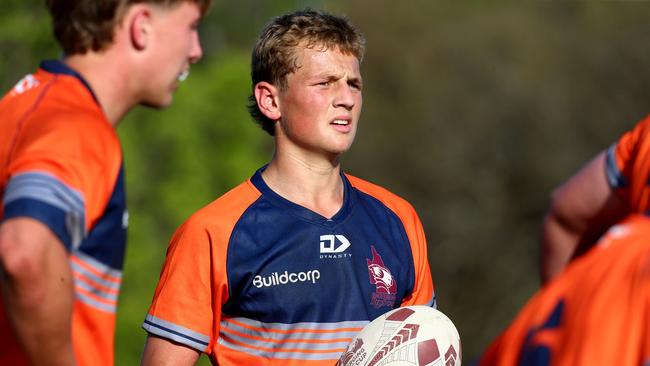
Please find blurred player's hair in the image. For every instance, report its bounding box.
[247,8,365,136]
[45,0,211,55]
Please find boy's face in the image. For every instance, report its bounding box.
[275,46,363,157]
[141,1,203,108]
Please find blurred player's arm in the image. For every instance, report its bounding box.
[540,151,627,284]
[0,217,76,366]
[141,335,200,366]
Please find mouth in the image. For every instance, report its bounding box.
[177,69,190,82]
[331,119,350,126]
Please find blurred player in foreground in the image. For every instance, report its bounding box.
[141,8,435,366]
[541,114,650,284]
[477,213,650,365]
[0,0,210,364]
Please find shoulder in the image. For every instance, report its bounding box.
[346,173,418,218]
[618,114,650,145]
[11,73,120,173]
[17,69,117,149]
[178,179,262,238]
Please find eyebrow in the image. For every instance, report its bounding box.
[314,73,362,84]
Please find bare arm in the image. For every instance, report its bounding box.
[141,335,200,366]
[0,217,76,365]
[540,151,627,284]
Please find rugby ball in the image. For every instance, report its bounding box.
[337,306,461,366]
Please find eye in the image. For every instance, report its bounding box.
[348,80,362,91]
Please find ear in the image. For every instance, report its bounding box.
[126,6,152,51]
[254,82,282,121]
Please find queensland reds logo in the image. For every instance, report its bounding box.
[367,246,397,308]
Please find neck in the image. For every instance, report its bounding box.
[64,52,136,127]
[262,150,344,219]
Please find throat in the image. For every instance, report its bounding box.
[261,165,345,219]
[299,196,343,219]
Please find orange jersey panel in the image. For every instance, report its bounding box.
[478,214,650,366]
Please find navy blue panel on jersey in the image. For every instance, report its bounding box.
[223,167,415,324]
[606,143,627,189]
[79,165,127,270]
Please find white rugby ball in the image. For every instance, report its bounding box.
[337,306,461,366]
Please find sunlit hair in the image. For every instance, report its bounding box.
[248,9,365,136]
[45,0,211,55]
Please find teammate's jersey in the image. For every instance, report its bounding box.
[144,167,435,365]
[0,60,127,366]
[606,114,650,212]
[477,214,650,366]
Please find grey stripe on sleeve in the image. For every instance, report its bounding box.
[605,143,628,189]
[4,171,86,248]
[143,314,210,352]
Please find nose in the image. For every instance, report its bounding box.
[188,31,203,64]
[333,83,358,110]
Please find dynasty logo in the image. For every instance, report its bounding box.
[320,234,352,259]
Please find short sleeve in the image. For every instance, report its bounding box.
[2,110,122,250]
[143,218,216,352]
[606,116,650,190]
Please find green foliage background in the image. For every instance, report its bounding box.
[1,1,649,364]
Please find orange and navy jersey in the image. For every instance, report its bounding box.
[0,60,127,366]
[476,213,650,366]
[144,167,435,365]
[606,114,650,212]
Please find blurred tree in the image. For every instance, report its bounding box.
[0,0,56,91]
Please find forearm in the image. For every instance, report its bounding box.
[0,218,76,366]
[539,151,625,285]
[540,212,581,284]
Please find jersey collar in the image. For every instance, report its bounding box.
[40,59,99,105]
[250,165,354,226]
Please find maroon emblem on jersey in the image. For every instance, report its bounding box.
[367,246,397,308]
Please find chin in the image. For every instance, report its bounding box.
[328,145,353,156]
[140,96,173,109]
